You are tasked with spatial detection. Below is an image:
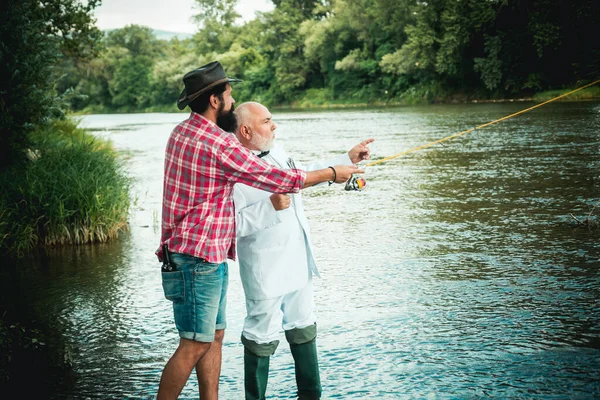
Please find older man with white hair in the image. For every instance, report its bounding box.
[232,102,373,400]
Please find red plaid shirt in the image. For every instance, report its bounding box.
[156,112,306,263]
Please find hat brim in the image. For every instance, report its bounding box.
[177,77,242,110]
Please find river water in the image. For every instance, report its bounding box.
[3,102,600,399]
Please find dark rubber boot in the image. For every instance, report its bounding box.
[244,347,270,400]
[289,338,321,399]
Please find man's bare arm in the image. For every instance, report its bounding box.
[303,165,364,188]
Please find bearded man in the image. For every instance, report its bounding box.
[156,63,363,400]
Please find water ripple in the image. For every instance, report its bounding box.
[4,103,599,399]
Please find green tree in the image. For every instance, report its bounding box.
[474,35,503,91]
[435,0,470,78]
[150,50,204,107]
[45,0,600,111]
[194,0,240,27]
[102,26,161,109]
[493,0,599,92]
[300,0,416,100]
[271,0,322,19]
[192,0,241,54]
[105,25,160,57]
[110,55,154,109]
[265,2,311,102]
[0,0,101,170]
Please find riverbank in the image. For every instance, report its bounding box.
[0,118,132,393]
[280,85,600,109]
[69,84,600,115]
[0,119,132,256]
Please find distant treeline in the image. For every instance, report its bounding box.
[57,0,600,112]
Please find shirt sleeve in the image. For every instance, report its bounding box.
[295,152,354,187]
[298,153,353,172]
[219,141,306,193]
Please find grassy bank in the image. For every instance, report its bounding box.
[0,119,132,255]
[533,86,600,102]
[67,82,600,115]
[71,103,183,115]
[286,83,600,109]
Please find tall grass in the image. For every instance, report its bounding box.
[533,86,600,102]
[0,120,131,255]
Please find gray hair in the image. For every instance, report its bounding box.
[233,102,262,132]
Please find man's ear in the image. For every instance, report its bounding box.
[240,124,251,140]
[209,93,220,110]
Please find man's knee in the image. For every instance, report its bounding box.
[241,334,279,357]
[214,329,225,343]
[178,338,212,360]
[285,323,317,345]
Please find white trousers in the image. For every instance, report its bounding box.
[242,275,316,344]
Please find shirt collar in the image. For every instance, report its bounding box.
[189,111,219,130]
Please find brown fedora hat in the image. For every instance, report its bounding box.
[176,61,241,110]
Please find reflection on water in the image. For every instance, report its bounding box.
[3,103,600,398]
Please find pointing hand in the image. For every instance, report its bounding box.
[348,138,374,164]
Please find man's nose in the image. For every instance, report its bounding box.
[272,122,277,130]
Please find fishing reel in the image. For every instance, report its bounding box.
[344,174,366,191]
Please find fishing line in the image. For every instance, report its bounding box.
[366,79,600,168]
[344,79,600,191]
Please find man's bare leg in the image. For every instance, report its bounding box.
[157,338,212,400]
[195,330,225,400]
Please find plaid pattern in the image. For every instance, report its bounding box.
[156,112,306,263]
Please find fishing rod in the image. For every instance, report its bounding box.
[344,79,600,191]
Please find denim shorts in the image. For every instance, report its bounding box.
[161,252,228,342]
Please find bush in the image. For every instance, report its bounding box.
[297,88,334,107]
[399,81,445,104]
[0,120,131,255]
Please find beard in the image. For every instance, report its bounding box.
[216,103,237,133]
[249,133,275,151]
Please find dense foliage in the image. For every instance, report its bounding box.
[0,0,102,170]
[0,0,132,255]
[58,0,599,112]
[1,0,131,255]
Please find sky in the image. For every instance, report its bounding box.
[93,0,274,33]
